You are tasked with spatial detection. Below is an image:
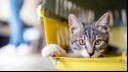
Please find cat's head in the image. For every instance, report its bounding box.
[68,12,110,57]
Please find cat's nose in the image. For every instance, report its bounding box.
[88,52,94,56]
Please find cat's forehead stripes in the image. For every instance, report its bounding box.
[84,26,96,41]
[79,35,85,40]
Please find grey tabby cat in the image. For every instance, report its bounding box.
[42,12,124,58]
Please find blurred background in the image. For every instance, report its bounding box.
[0,0,56,71]
[0,0,127,71]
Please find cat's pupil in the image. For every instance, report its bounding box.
[79,39,85,45]
[95,39,101,45]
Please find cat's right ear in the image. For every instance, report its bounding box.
[68,14,83,35]
[95,12,110,33]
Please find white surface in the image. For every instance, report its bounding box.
[0,54,56,71]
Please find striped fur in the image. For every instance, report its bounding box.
[68,13,110,58]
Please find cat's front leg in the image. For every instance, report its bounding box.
[41,44,67,57]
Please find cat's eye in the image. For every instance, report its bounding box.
[79,39,86,45]
[95,39,101,45]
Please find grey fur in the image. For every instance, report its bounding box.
[67,13,110,57]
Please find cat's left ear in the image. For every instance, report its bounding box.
[95,12,110,33]
[68,14,83,35]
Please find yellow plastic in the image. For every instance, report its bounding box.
[109,27,127,49]
[50,56,126,71]
[39,10,69,49]
[39,9,127,71]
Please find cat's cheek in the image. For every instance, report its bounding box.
[80,49,90,58]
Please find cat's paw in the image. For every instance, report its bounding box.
[41,44,67,57]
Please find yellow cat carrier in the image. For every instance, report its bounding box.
[38,0,127,71]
